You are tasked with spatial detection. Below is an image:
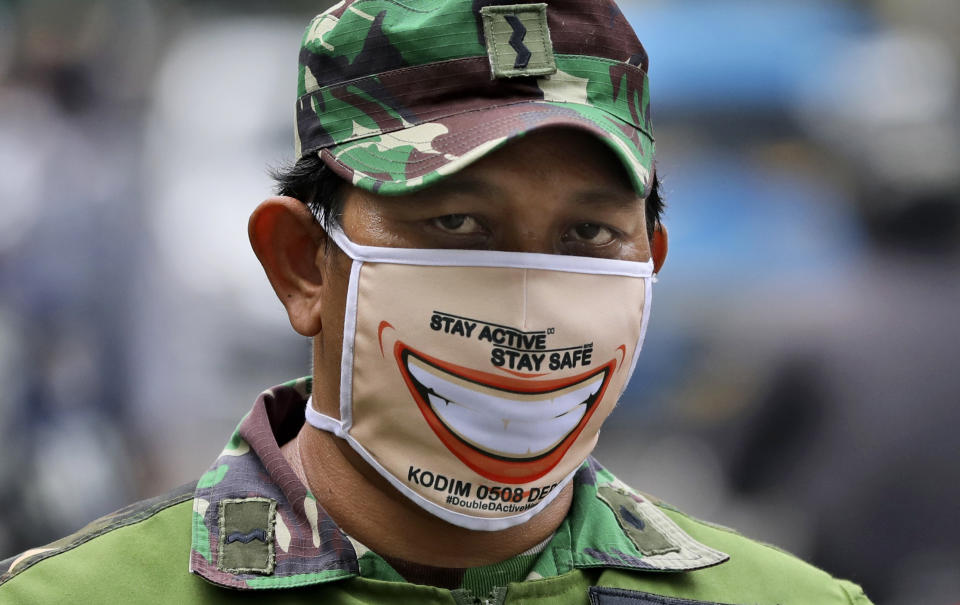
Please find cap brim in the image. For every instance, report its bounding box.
[318,101,654,198]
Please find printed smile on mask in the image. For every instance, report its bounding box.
[395,343,614,484]
[409,358,602,456]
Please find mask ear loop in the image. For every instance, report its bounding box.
[303,212,363,437]
[336,256,364,432]
[302,255,362,436]
[304,396,348,438]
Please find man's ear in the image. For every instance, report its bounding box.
[249,196,326,336]
[651,223,668,274]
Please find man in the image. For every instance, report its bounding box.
[0,1,872,603]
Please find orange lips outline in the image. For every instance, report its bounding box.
[394,341,615,485]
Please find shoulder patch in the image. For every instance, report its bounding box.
[0,482,196,586]
[217,497,277,575]
[589,587,724,605]
[480,3,557,79]
[597,485,679,557]
[590,475,729,572]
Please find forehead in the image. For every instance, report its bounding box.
[452,128,635,190]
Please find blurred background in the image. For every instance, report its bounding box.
[0,0,957,602]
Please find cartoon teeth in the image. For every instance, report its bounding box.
[408,360,603,458]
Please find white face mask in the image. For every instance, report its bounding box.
[305,224,654,531]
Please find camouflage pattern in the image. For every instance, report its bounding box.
[189,377,727,591]
[189,378,357,590]
[1,378,873,605]
[294,0,655,197]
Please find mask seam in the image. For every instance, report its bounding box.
[522,268,528,330]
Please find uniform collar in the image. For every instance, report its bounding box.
[189,378,727,590]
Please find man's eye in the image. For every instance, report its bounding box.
[433,214,480,234]
[567,223,615,245]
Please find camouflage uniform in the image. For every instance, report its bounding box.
[1,378,872,604]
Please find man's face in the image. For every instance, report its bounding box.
[311,128,654,418]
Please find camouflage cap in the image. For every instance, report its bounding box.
[295,0,655,197]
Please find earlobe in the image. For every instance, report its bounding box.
[249,196,326,336]
[651,223,668,274]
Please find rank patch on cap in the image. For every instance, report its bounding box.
[217,497,277,575]
[481,3,556,79]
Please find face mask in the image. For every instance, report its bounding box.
[305,224,654,531]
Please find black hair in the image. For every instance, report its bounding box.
[272,153,665,239]
[271,155,345,231]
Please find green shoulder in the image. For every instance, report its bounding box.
[0,482,211,603]
[595,491,873,605]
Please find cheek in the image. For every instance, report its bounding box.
[312,251,353,416]
[617,234,652,262]
[319,250,353,336]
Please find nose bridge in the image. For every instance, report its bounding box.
[501,265,531,333]
[496,213,558,254]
